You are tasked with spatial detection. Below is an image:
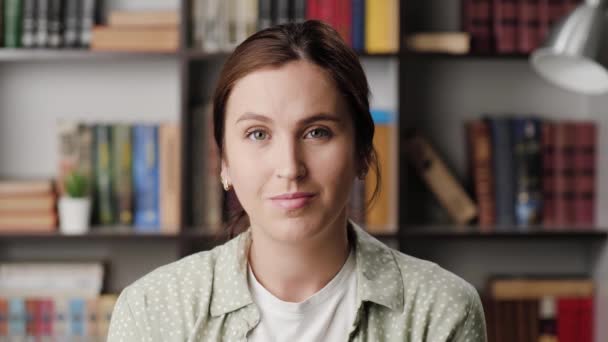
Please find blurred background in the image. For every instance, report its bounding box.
[0,0,605,341]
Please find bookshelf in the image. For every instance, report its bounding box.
[1,0,607,340]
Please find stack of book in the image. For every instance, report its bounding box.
[190,0,399,54]
[0,180,57,233]
[0,261,117,338]
[2,0,99,48]
[483,276,594,342]
[463,0,582,54]
[57,121,182,234]
[91,10,179,52]
[467,117,597,230]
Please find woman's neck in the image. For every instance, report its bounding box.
[248,215,351,303]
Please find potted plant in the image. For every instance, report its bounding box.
[58,170,91,235]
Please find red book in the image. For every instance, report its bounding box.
[494,0,518,53]
[26,299,38,336]
[573,122,596,227]
[542,122,557,226]
[554,122,576,227]
[39,299,53,336]
[538,0,550,46]
[518,0,539,53]
[464,0,493,53]
[467,120,495,228]
[548,0,570,26]
[579,297,594,342]
[335,0,352,45]
[558,298,579,342]
[0,298,7,335]
[306,0,319,20]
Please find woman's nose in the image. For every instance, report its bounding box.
[275,140,307,180]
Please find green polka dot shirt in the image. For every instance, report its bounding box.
[107,220,487,341]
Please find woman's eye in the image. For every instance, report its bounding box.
[246,129,268,141]
[305,128,331,139]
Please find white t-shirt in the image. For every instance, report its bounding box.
[246,250,357,342]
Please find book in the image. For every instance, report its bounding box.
[34,0,49,47]
[47,0,62,47]
[107,10,179,28]
[110,124,133,226]
[0,0,4,47]
[463,0,492,53]
[512,118,542,227]
[573,121,596,226]
[494,0,518,53]
[93,125,115,225]
[4,0,22,47]
[403,130,478,225]
[133,125,160,231]
[0,179,54,196]
[365,0,399,53]
[490,278,594,299]
[404,32,471,54]
[488,117,515,227]
[351,0,365,51]
[467,120,495,228]
[258,0,273,30]
[91,26,179,52]
[159,123,182,234]
[0,193,55,211]
[542,121,557,226]
[62,0,79,47]
[79,0,96,47]
[554,121,576,226]
[365,110,398,232]
[0,212,57,232]
[21,0,36,47]
[292,0,307,22]
[518,0,539,53]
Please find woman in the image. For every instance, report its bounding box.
[108,21,487,342]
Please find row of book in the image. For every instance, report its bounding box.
[483,277,594,342]
[0,295,117,337]
[1,0,98,48]
[467,117,597,229]
[58,121,182,233]
[191,0,399,54]
[0,179,56,232]
[463,0,582,54]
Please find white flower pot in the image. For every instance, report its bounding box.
[58,197,91,235]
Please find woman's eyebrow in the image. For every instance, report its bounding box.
[235,112,342,125]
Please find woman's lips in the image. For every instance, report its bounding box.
[270,193,316,210]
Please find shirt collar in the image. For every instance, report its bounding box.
[209,219,404,317]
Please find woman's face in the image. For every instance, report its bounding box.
[222,60,357,244]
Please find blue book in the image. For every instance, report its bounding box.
[352,0,365,51]
[69,298,85,336]
[8,298,25,336]
[133,125,160,231]
[512,117,543,227]
[487,117,516,228]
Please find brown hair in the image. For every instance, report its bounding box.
[212,20,380,238]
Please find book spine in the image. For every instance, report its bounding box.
[466,0,492,53]
[94,124,115,225]
[579,297,593,342]
[557,298,578,342]
[39,299,53,336]
[133,125,160,231]
[518,0,537,53]
[573,122,596,227]
[538,0,549,44]
[258,0,272,30]
[512,118,542,227]
[63,0,79,47]
[4,0,21,47]
[21,0,36,47]
[35,0,49,47]
[336,0,351,45]
[79,0,95,47]
[292,0,306,22]
[8,298,25,336]
[495,0,517,53]
[47,0,62,47]
[542,121,557,226]
[548,0,566,26]
[78,124,94,195]
[85,298,97,336]
[468,120,496,228]
[351,0,364,51]
[160,123,182,233]
[25,299,36,336]
[69,298,85,336]
[306,0,318,21]
[488,117,516,227]
[0,0,4,47]
[0,298,7,335]
[111,124,133,226]
[53,298,69,337]
[554,121,576,226]
[275,0,290,24]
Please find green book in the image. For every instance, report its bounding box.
[111,124,133,225]
[94,124,115,225]
[4,0,21,47]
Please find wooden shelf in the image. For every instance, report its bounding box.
[0,48,178,61]
[403,51,530,60]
